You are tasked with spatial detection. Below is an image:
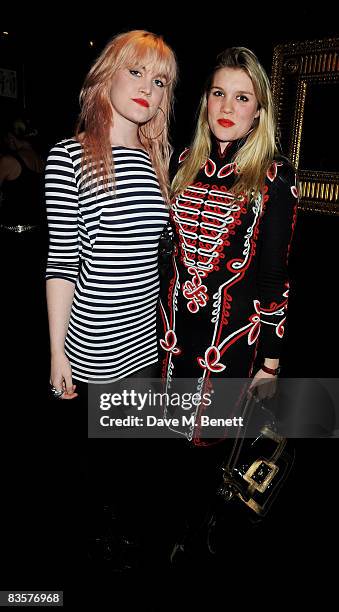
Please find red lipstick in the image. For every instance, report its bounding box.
[218,119,235,128]
[132,98,150,108]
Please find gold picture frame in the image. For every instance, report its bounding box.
[271,37,339,215]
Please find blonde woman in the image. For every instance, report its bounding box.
[160,46,298,397]
[46,30,177,400]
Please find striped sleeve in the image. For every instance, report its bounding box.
[45,143,80,283]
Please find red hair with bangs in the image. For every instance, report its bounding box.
[75,30,177,199]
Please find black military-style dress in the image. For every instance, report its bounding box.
[159,137,298,387]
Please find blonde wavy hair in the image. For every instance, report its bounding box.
[172,47,278,201]
[75,30,177,199]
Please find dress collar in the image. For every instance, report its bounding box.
[211,133,251,160]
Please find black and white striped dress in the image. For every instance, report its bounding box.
[45,138,168,382]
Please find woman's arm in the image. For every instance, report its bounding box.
[0,155,21,185]
[45,142,80,397]
[46,279,77,397]
[46,279,75,355]
[255,160,299,379]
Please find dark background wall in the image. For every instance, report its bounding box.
[1,7,338,150]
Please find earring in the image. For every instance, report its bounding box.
[139,107,166,140]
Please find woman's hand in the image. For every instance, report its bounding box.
[50,353,78,399]
[249,368,277,401]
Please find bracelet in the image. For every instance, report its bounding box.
[261,364,280,376]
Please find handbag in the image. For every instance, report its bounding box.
[169,391,295,566]
[216,393,295,519]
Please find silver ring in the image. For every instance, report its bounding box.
[50,385,64,399]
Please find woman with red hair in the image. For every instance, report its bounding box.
[45,30,177,399]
